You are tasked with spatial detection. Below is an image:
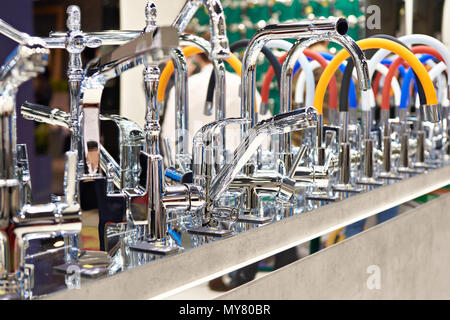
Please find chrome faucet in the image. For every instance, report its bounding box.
[187,107,318,235]
[48,2,231,173]
[20,101,145,191]
[275,18,371,201]
[8,151,83,299]
[177,33,229,171]
[0,21,113,299]
[0,42,49,299]
[240,19,368,171]
[128,56,204,255]
[79,26,178,177]
[72,25,197,256]
[171,0,231,169]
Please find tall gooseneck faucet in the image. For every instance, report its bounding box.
[240,19,370,173]
[278,19,370,175]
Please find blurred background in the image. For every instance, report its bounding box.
[0,0,447,204]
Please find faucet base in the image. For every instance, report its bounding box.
[413,161,436,170]
[377,171,403,180]
[129,240,179,255]
[77,250,113,266]
[237,214,273,224]
[187,226,233,238]
[332,184,364,193]
[356,177,384,186]
[397,166,424,175]
[305,191,339,202]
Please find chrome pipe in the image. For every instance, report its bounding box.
[179,34,228,167]
[0,44,49,229]
[382,133,391,173]
[377,109,402,180]
[169,48,190,169]
[47,30,140,47]
[0,18,33,45]
[21,102,144,190]
[16,144,32,207]
[242,18,363,137]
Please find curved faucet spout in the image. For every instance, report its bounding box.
[279,32,371,168]
[241,17,349,137]
[172,0,230,59]
[209,107,318,201]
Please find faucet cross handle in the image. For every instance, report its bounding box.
[64,5,101,54]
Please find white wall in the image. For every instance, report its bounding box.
[443,0,450,48]
[119,0,186,127]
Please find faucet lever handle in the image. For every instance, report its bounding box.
[287,145,308,179]
[278,145,308,203]
[325,130,336,148]
[210,207,239,222]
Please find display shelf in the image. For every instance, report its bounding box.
[44,165,450,300]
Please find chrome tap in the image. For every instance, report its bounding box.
[189,117,249,235]
[187,107,318,235]
[0,43,49,232]
[128,56,204,255]
[171,0,231,169]
[0,41,48,299]
[41,3,173,178]
[20,101,144,191]
[46,27,179,260]
[79,27,178,178]
[397,109,425,175]
[278,19,367,166]
[72,25,195,256]
[275,18,371,200]
[7,151,83,299]
[0,22,110,299]
[413,104,443,169]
